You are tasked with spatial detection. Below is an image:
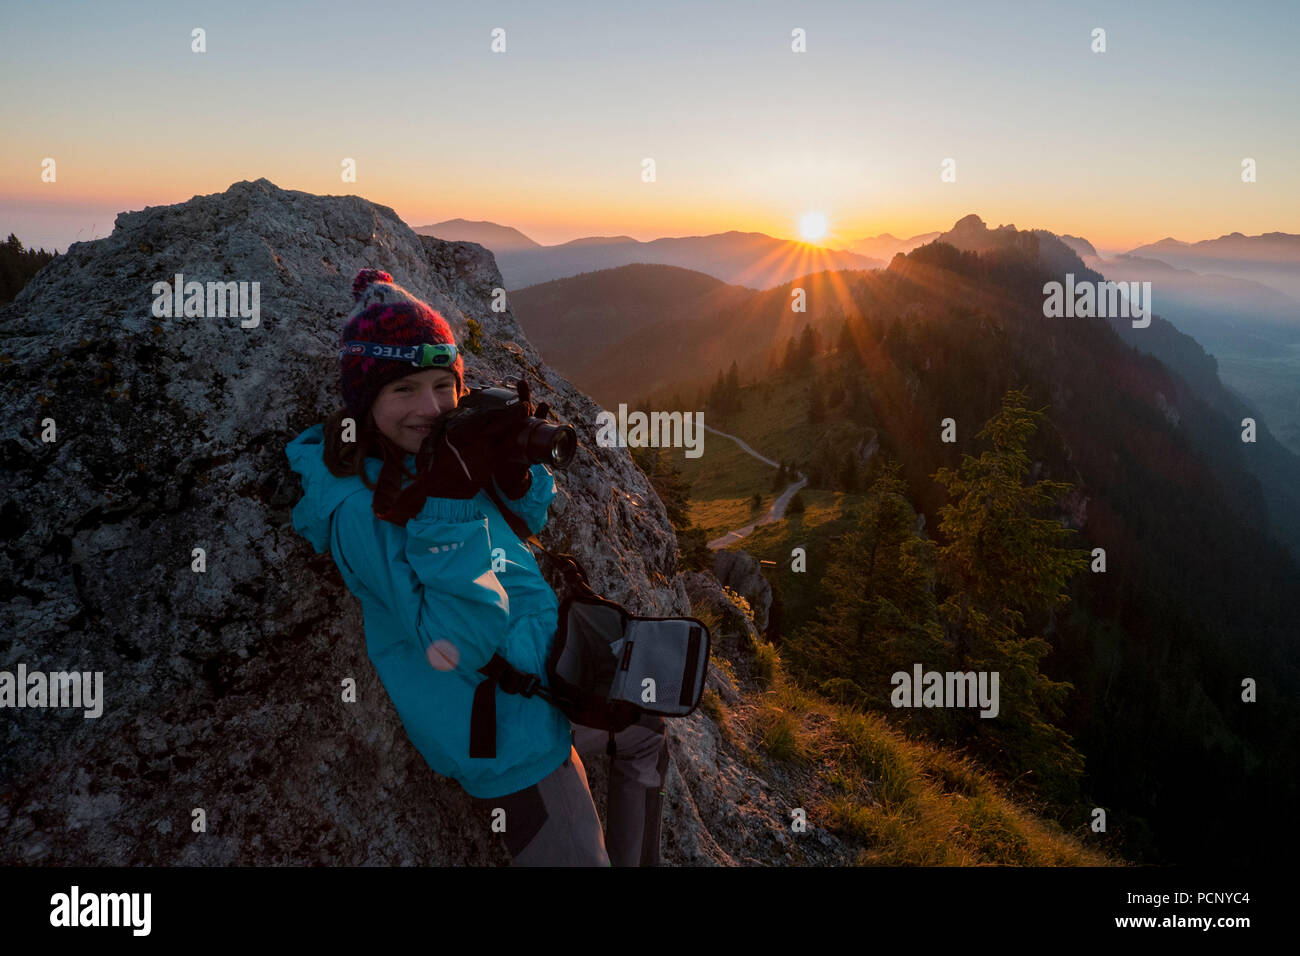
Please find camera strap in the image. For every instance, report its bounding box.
[481,481,598,601]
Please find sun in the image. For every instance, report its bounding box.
[799,211,829,242]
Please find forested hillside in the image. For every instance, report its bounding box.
[641,242,1300,865]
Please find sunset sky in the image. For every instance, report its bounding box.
[2,0,1296,256]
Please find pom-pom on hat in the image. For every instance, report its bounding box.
[338,268,465,423]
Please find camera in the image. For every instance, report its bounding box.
[448,384,577,468]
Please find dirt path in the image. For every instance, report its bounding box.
[704,424,808,550]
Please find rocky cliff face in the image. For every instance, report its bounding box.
[0,178,812,865]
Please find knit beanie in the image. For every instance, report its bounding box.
[338,268,465,423]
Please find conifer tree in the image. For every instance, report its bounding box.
[837,319,855,357]
[782,335,799,372]
[798,323,817,369]
[650,457,693,530]
[785,459,948,713]
[772,462,788,491]
[839,449,859,493]
[807,384,825,424]
[932,387,1090,799]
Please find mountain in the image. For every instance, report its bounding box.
[511,261,883,410]
[1130,231,1300,264]
[1063,243,1300,455]
[412,218,540,251]
[513,215,1300,560]
[887,218,1300,564]
[1058,234,1098,258]
[932,213,1085,276]
[509,263,753,405]
[840,231,942,260]
[1077,252,1300,340]
[1126,231,1300,299]
[409,223,885,290]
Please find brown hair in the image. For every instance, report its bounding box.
[322,407,405,489]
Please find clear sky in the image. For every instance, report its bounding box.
[2,0,1296,255]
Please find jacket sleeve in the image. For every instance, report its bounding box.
[490,463,556,536]
[330,491,509,677]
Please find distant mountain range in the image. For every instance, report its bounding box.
[836,231,942,260]
[509,214,1300,562]
[416,214,1299,303]
[419,218,542,251]
[412,220,884,290]
[1075,251,1300,343]
[419,212,1300,452]
[1125,232,1300,299]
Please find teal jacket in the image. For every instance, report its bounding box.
[285,423,572,799]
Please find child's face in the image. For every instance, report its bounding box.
[370,368,460,455]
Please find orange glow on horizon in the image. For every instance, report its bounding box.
[0,170,1281,255]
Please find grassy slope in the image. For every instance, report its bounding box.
[693,598,1115,866]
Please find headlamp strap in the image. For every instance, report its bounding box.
[340,341,458,367]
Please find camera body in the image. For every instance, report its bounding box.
[447,383,577,469]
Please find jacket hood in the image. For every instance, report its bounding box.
[285,424,411,553]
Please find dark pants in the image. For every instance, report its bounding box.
[479,714,668,866]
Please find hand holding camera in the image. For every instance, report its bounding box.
[378,379,575,523]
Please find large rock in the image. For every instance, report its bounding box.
[0,178,763,865]
[712,548,772,632]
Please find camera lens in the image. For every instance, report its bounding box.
[549,426,576,468]
[521,420,576,468]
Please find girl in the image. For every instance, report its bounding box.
[285,269,668,866]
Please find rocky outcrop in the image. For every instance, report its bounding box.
[672,572,853,865]
[711,549,772,632]
[0,178,788,865]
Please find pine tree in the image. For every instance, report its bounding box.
[838,449,858,493]
[0,233,59,306]
[782,335,799,373]
[772,463,787,491]
[706,370,725,414]
[798,323,817,369]
[785,459,949,714]
[932,387,1091,800]
[807,385,825,424]
[826,379,845,409]
[639,448,693,528]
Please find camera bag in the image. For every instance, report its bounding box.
[469,482,711,759]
